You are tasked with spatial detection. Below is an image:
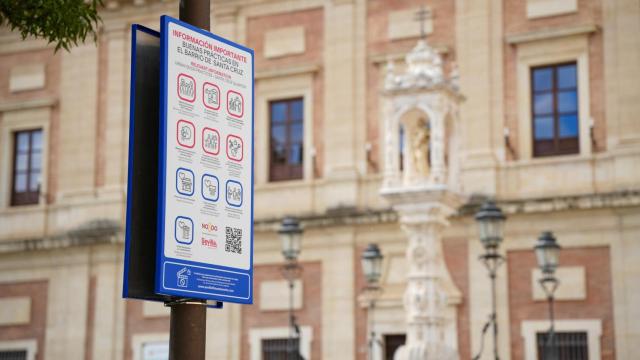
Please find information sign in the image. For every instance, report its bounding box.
[155,15,254,303]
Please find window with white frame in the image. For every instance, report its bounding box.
[0,350,27,360]
[249,326,313,360]
[1,108,50,208]
[141,341,168,360]
[513,32,594,160]
[536,331,588,360]
[131,334,169,360]
[521,319,601,360]
[0,340,37,360]
[262,338,303,360]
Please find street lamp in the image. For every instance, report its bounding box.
[535,231,561,360]
[473,200,506,360]
[279,216,303,359]
[361,244,384,360]
[362,243,384,286]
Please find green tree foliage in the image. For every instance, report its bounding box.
[0,0,104,51]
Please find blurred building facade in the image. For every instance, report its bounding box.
[0,0,639,359]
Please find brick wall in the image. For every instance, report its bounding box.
[507,246,615,359]
[443,237,471,360]
[246,8,324,71]
[0,280,49,360]
[123,300,169,360]
[241,261,322,360]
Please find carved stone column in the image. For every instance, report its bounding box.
[392,200,458,360]
[380,34,464,360]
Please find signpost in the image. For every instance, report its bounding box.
[123,1,254,358]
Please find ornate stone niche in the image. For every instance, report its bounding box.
[381,40,463,193]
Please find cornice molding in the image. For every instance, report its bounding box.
[0,98,58,113]
[255,64,321,80]
[505,24,598,45]
[0,219,121,255]
[458,190,640,217]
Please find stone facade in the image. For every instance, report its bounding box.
[0,0,639,359]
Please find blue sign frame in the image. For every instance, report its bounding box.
[155,15,254,304]
[123,24,167,302]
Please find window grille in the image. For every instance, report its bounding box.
[0,350,27,360]
[536,331,588,360]
[262,338,303,360]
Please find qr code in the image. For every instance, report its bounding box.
[225,227,242,254]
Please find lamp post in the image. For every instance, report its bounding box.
[473,200,506,360]
[279,217,303,360]
[535,231,561,360]
[361,243,384,360]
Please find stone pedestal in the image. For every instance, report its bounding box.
[380,191,460,360]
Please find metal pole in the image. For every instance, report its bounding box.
[367,298,375,360]
[179,0,211,30]
[490,269,499,360]
[169,301,207,360]
[168,3,210,360]
[546,294,557,360]
[289,278,294,360]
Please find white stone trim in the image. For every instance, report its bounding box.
[131,333,169,360]
[368,310,406,360]
[9,64,46,93]
[526,0,577,19]
[264,26,306,59]
[531,266,586,301]
[0,107,51,208]
[0,339,38,360]
[516,33,592,161]
[0,296,31,325]
[249,326,313,360]
[259,279,303,311]
[520,319,601,360]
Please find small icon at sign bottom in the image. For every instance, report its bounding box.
[175,216,194,244]
[177,267,191,288]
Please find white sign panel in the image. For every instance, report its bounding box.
[156,15,254,303]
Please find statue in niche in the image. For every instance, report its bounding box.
[411,121,430,177]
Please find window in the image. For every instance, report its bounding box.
[250,326,313,360]
[384,334,405,360]
[269,98,303,182]
[141,341,168,360]
[531,63,579,157]
[0,351,27,360]
[536,331,588,360]
[261,338,303,360]
[11,129,42,206]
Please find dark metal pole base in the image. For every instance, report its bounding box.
[169,302,207,360]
